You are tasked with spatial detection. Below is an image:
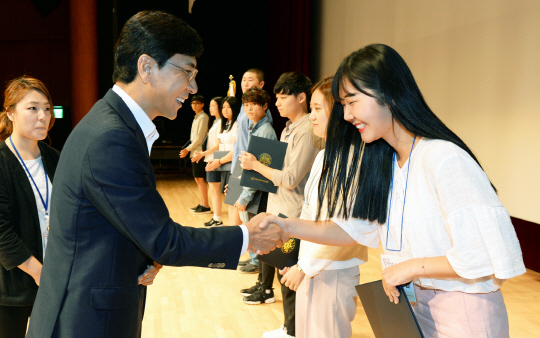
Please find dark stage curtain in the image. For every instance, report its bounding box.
[266,0,313,135]
[94,0,313,143]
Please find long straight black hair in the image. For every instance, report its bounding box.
[222,96,240,132]
[209,96,224,132]
[318,44,494,224]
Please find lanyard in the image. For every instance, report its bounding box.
[386,136,416,252]
[9,137,49,221]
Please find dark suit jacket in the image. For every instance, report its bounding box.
[26,90,243,338]
[0,140,59,306]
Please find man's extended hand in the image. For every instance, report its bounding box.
[257,213,290,234]
[245,213,289,254]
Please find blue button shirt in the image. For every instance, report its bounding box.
[231,104,273,173]
[237,116,277,206]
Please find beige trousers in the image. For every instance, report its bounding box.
[295,266,359,338]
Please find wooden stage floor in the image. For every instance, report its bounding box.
[141,173,540,338]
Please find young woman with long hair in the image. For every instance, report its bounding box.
[279,77,368,338]
[256,44,525,337]
[206,96,241,225]
[192,96,225,226]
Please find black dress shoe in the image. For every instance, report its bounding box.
[193,205,211,214]
[204,218,223,227]
[237,258,251,267]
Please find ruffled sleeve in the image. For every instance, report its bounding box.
[432,146,526,280]
[445,207,525,279]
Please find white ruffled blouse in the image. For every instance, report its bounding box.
[333,138,526,293]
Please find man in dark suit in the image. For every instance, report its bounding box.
[26,11,287,338]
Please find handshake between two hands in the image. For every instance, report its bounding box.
[244,212,290,255]
[245,213,305,292]
[133,213,287,287]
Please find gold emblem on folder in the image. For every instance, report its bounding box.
[281,238,296,253]
[258,153,272,167]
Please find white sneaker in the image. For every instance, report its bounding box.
[262,325,294,338]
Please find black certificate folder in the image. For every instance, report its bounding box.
[240,136,288,194]
[213,151,232,171]
[256,214,300,270]
[355,280,424,338]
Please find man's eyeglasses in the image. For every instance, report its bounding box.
[166,61,198,82]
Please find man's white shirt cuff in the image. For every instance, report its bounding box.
[239,224,249,256]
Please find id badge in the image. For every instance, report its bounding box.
[43,214,50,249]
[299,202,310,220]
[43,226,49,248]
[380,254,417,306]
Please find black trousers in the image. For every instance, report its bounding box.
[0,305,33,338]
[259,261,296,336]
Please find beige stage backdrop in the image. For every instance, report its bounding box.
[312,0,540,224]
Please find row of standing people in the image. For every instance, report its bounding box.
[182,68,371,338]
[183,45,527,338]
[236,73,369,338]
[180,69,274,230]
[180,70,303,338]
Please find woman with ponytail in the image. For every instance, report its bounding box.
[0,76,59,337]
[192,96,225,227]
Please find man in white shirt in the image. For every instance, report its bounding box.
[26,10,287,338]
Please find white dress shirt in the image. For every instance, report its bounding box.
[112,85,159,155]
[112,85,248,255]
